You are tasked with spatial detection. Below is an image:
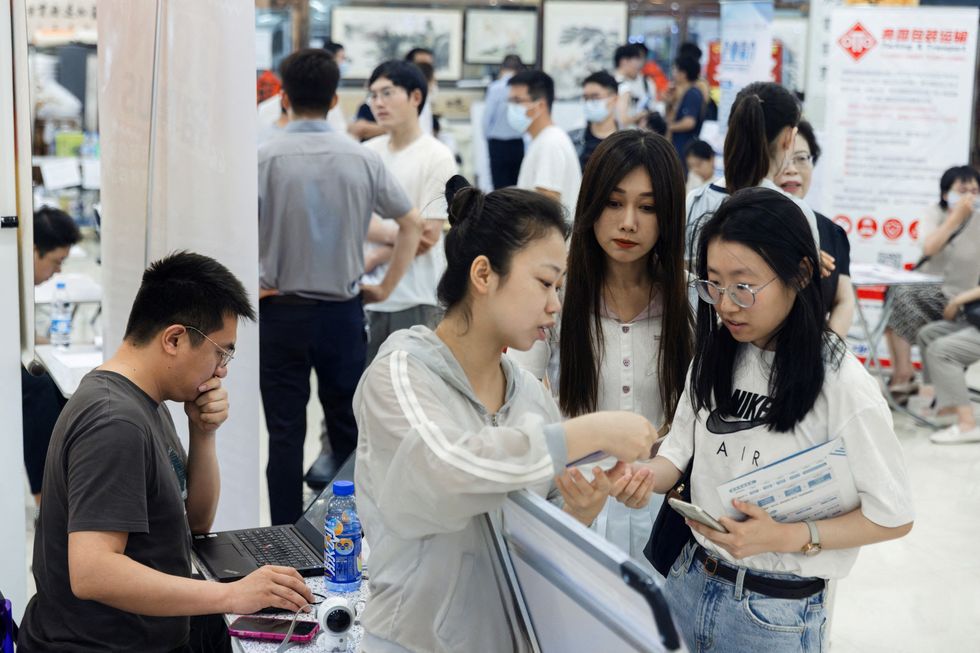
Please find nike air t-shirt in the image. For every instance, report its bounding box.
[659,344,914,579]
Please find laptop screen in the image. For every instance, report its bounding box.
[294,453,357,548]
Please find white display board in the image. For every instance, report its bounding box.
[499,491,683,653]
[718,1,774,130]
[822,6,979,267]
[99,0,261,531]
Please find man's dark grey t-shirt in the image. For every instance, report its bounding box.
[18,370,192,652]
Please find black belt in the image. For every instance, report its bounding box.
[260,295,322,306]
[692,545,825,600]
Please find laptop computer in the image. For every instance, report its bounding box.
[192,454,355,582]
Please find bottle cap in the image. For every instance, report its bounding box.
[56,281,66,289]
[332,480,354,497]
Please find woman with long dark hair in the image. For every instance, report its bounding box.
[639,188,913,651]
[510,130,693,565]
[354,178,659,653]
[685,82,820,269]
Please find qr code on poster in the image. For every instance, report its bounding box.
[876,252,902,269]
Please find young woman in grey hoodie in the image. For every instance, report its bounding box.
[354,178,660,653]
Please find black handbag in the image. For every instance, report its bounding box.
[643,461,693,577]
[964,300,980,329]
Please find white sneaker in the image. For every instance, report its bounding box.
[930,424,980,445]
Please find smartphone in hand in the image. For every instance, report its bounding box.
[668,498,728,533]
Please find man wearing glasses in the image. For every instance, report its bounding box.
[360,60,458,365]
[19,252,315,652]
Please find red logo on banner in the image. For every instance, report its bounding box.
[857,217,878,239]
[834,215,852,233]
[883,218,904,240]
[838,23,877,61]
[909,220,920,240]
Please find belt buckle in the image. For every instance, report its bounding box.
[703,555,719,576]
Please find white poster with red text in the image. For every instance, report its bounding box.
[823,6,978,268]
[823,7,977,366]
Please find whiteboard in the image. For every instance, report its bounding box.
[496,491,684,653]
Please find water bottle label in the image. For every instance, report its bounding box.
[324,515,362,585]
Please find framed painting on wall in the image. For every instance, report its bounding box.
[464,8,538,65]
[332,6,463,80]
[543,1,628,100]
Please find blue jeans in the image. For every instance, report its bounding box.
[664,541,827,652]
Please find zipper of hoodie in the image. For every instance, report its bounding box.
[488,412,499,426]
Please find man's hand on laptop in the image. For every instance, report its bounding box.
[186,376,229,435]
[227,565,316,615]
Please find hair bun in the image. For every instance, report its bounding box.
[445,175,484,227]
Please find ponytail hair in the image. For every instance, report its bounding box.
[438,175,569,322]
[723,82,800,192]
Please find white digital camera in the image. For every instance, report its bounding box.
[316,596,356,652]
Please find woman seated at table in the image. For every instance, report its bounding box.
[353,177,659,653]
[916,284,980,445]
[885,165,980,402]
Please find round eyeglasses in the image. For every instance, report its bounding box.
[693,278,777,309]
[183,325,235,368]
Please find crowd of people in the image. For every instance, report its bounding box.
[16,32,980,653]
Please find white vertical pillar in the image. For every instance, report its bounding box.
[99,0,260,530]
[0,0,31,624]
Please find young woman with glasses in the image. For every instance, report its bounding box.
[636,188,913,651]
[509,130,693,568]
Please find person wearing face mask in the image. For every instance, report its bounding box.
[483,55,526,189]
[22,207,80,509]
[684,82,821,274]
[883,165,980,401]
[508,70,582,219]
[569,71,620,170]
[774,120,855,338]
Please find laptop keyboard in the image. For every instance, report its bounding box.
[237,528,322,570]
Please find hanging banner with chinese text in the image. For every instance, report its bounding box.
[822,6,978,268]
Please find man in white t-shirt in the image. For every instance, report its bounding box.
[362,60,458,363]
[507,70,582,220]
[614,43,655,128]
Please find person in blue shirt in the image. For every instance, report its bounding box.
[667,55,704,170]
[483,54,526,189]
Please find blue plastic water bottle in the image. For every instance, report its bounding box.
[324,480,362,592]
[50,281,73,350]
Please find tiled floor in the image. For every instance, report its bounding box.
[22,239,980,648]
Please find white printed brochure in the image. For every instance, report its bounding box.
[716,437,859,523]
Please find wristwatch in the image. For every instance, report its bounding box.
[801,520,822,557]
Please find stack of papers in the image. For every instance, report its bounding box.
[716,438,859,523]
